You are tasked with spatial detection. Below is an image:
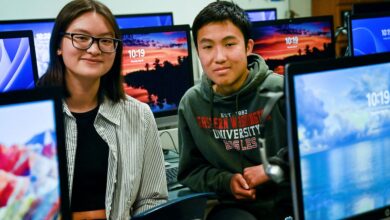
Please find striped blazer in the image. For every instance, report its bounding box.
[63,96,168,219]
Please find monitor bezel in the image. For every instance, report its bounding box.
[0,87,70,220]
[352,2,390,16]
[245,8,277,21]
[0,30,39,90]
[347,12,390,57]
[115,12,174,28]
[119,24,194,125]
[285,52,390,220]
[251,15,336,74]
[0,18,56,78]
[0,18,55,26]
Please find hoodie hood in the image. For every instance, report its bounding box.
[199,53,272,103]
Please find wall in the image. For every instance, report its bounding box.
[289,0,311,18]
[0,0,289,25]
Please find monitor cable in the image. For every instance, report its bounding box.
[159,130,179,154]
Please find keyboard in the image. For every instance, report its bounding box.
[165,162,179,186]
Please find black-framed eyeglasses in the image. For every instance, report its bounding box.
[62,32,121,53]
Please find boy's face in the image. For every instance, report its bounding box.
[197,20,253,95]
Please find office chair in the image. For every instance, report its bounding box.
[132,192,217,220]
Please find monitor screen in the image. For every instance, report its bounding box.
[285,53,390,220]
[0,88,70,220]
[251,16,335,75]
[245,8,277,22]
[0,13,173,78]
[120,25,194,128]
[0,30,38,93]
[115,12,173,29]
[352,2,390,15]
[348,13,390,56]
[0,19,55,78]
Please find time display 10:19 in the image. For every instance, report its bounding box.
[366,90,390,107]
[128,49,145,58]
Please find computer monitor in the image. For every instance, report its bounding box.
[285,53,390,220]
[0,13,173,78]
[251,16,335,75]
[0,19,55,78]
[0,87,70,219]
[120,25,194,129]
[352,2,390,15]
[348,12,390,56]
[115,12,174,29]
[245,8,277,22]
[0,30,38,93]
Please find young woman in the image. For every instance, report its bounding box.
[38,0,168,219]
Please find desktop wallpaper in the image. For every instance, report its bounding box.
[252,20,333,74]
[246,10,276,22]
[0,100,61,220]
[351,16,390,56]
[0,37,36,92]
[121,30,192,114]
[293,63,390,219]
[116,14,173,29]
[0,22,54,77]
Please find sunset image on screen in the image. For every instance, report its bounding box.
[121,30,192,114]
[252,21,334,74]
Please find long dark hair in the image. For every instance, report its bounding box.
[37,0,125,102]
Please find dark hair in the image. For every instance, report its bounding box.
[192,1,251,49]
[37,0,125,102]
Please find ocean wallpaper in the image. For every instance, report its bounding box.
[293,62,390,219]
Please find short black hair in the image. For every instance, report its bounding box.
[192,1,251,49]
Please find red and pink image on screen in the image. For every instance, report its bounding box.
[252,20,334,74]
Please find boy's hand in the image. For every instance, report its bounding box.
[230,173,256,200]
[243,165,270,188]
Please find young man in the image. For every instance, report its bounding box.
[177,1,292,219]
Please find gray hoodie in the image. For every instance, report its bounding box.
[177,54,292,216]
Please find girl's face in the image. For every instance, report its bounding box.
[58,12,117,83]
